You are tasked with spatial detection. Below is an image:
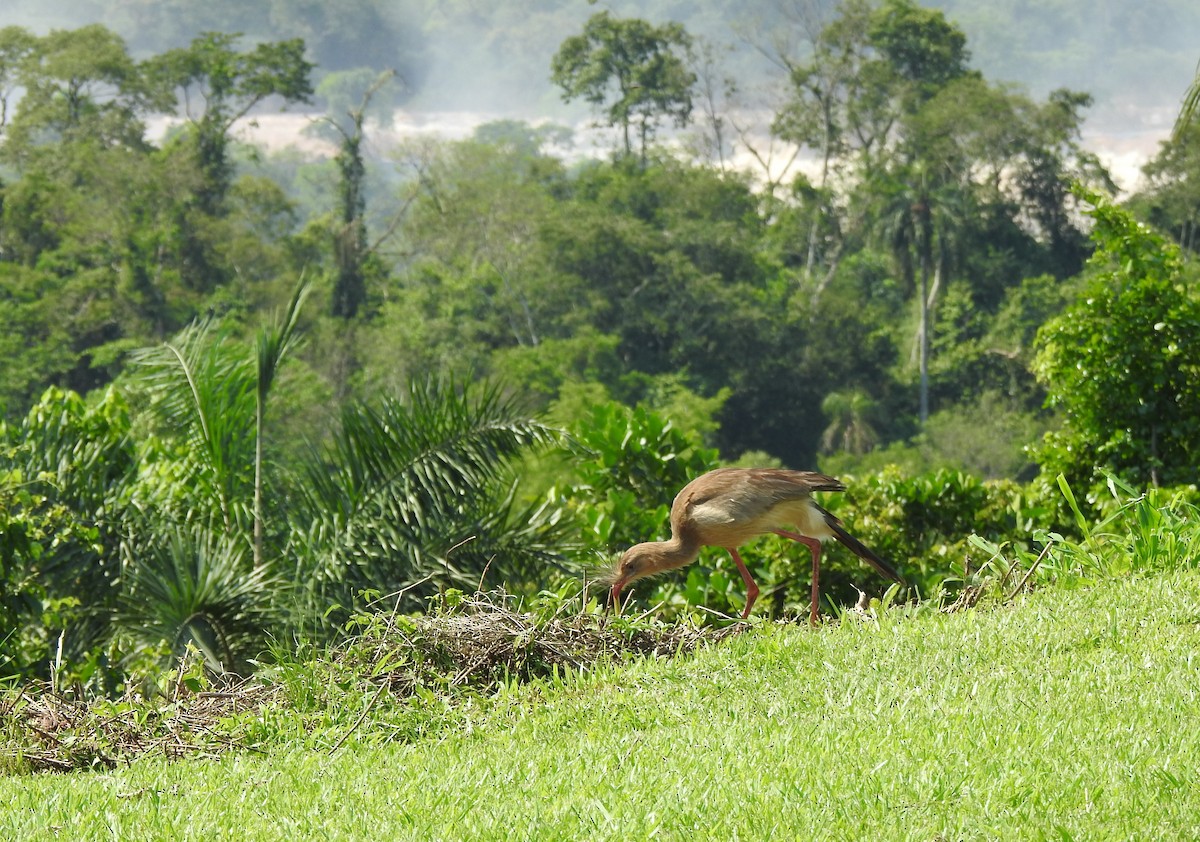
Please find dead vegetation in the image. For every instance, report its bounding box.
[1,674,275,774]
[339,589,745,691]
[2,590,745,774]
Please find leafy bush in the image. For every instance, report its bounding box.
[820,468,1055,597]
[1034,188,1200,489]
[560,401,718,560]
[0,387,135,681]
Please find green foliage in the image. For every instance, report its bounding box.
[824,392,1045,480]
[147,32,313,214]
[115,525,278,673]
[770,0,1095,434]
[820,390,880,455]
[0,387,135,679]
[551,12,695,160]
[869,0,973,102]
[560,400,717,558]
[1132,111,1200,257]
[1034,188,1200,488]
[971,474,1200,598]
[1176,65,1200,142]
[125,318,258,534]
[826,467,1044,591]
[291,377,569,615]
[1,24,153,162]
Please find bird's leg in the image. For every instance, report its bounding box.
[772,530,823,626]
[728,548,759,619]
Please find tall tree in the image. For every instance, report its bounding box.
[147,33,313,216]
[315,68,398,319]
[1,25,158,166]
[861,0,972,423]
[551,12,695,162]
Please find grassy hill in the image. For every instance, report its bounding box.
[4,572,1200,839]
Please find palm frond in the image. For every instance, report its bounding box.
[254,279,310,568]
[116,525,278,672]
[255,280,310,407]
[126,318,257,531]
[1172,60,1200,144]
[292,377,567,607]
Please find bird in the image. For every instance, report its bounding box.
[606,467,904,625]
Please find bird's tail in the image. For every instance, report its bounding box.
[827,519,905,585]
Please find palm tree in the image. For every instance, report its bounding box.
[1173,61,1200,143]
[111,284,306,669]
[869,158,968,423]
[820,390,880,455]
[291,377,571,618]
[128,281,308,562]
[115,524,278,673]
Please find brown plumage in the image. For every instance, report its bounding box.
[607,467,904,624]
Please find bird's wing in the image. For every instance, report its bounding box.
[679,468,845,526]
[743,468,847,496]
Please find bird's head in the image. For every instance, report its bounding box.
[606,543,657,613]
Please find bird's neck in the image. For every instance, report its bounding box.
[647,527,702,573]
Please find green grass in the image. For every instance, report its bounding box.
[5,572,1200,840]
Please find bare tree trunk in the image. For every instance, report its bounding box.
[918,264,929,424]
[917,204,933,424]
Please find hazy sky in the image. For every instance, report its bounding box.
[5,0,1197,190]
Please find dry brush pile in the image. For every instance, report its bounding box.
[2,590,745,774]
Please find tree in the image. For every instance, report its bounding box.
[380,129,574,380]
[1033,188,1200,488]
[148,32,313,215]
[115,523,278,673]
[820,390,880,455]
[140,32,312,291]
[867,0,971,104]
[1,25,158,166]
[0,26,36,138]
[125,280,309,568]
[863,0,973,424]
[770,0,1098,429]
[551,12,695,162]
[313,68,398,319]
